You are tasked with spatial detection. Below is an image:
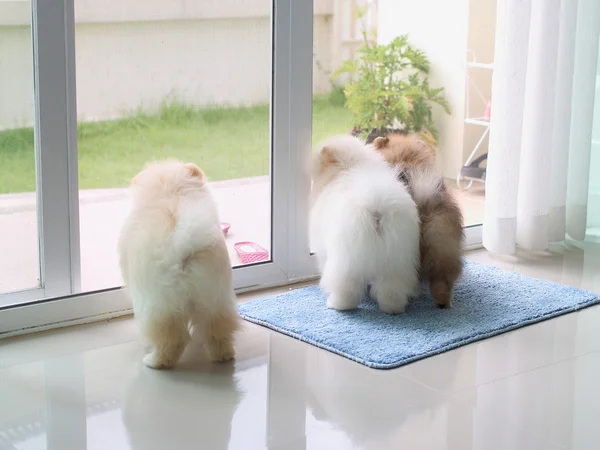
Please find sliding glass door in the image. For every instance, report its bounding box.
[73,1,278,292]
[0,0,80,309]
[0,0,317,335]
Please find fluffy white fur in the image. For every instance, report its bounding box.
[310,135,420,314]
[118,160,239,369]
[406,167,445,205]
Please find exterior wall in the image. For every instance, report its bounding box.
[0,0,335,128]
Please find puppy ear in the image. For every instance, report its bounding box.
[373,136,389,150]
[415,139,436,157]
[415,140,429,151]
[320,146,338,167]
[184,162,205,180]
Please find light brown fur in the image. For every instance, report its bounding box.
[374,134,436,169]
[311,143,368,196]
[119,160,240,369]
[373,134,464,308]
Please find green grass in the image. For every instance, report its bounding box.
[0,94,352,194]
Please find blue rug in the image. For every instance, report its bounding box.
[238,260,599,369]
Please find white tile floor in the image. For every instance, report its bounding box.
[1,242,599,450]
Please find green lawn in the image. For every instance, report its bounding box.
[0,95,353,194]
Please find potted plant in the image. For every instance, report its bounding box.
[332,33,451,146]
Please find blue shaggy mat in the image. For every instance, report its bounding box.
[238,260,599,369]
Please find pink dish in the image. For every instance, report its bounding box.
[234,242,269,264]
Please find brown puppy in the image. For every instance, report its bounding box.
[373,134,464,308]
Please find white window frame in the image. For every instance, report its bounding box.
[0,0,483,337]
[0,0,80,307]
[464,225,484,250]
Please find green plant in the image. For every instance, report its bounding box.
[332,21,451,141]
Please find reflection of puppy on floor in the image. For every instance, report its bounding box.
[305,350,461,447]
[118,161,240,369]
[122,364,242,450]
[310,135,420,314]
[373,134,464,308]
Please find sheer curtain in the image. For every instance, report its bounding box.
[483,0,600,254]
[587,45,600,240]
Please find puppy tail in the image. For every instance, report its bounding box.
[171,218,222,263]
[408,168,445,208]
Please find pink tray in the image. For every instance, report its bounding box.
[220,222,231,235]
[234,242,269,264]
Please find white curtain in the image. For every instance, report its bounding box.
[483,0,600,254]
[589,52,600,238]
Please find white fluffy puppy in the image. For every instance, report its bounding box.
[310,135,420,314]
[118,161,239,369]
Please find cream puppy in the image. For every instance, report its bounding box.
[118,161,239,369]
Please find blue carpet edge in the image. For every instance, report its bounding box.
[239,290,600,370]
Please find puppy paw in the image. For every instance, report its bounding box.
[327,294,359,311]
[378,302,406,315]
[143,352,174,370]
[432,281,453,309]
[208,340,235,363]
[212,349,235,363]
[435,298,453,309]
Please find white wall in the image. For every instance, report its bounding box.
[377,0,470,178]
[0,0,335,128]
